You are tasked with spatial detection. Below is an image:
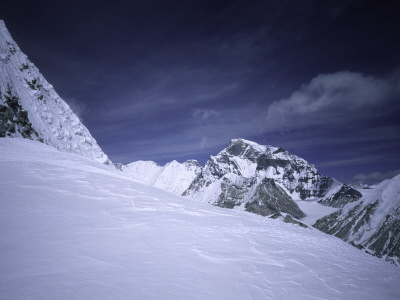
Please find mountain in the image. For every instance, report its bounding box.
[182,139,336,218]
[314,174,400,265]
[1,138,400,299]
[3,17,398,269]
[120,159,201,195]
[123,139,337,221]
[0,20,110,164]
[318,184,362,208]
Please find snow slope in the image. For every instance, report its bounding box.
[0,20,110,164]
[121,159,201,195]
[314,175,400,265]
[1,138,400,300]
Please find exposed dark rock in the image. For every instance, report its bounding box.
[283,215,308,228]
[183,138,333,222]
[113,163,124,171]
[296,176,334,200]
[182,173,206,196]
[1,90,40,140]
[19,63,29,71]
[256,155,288,170]
[214,177,255,208]
[245,178,305,219]
[273,147,285,154]
[315,177,335,198]
[224,139,259,162]
[367,206,400,262]
[0,122,5,137]
[25,78,42,90]
[313,201,376,240]
[6,122,15,133]
[5,94,19,111]
[0,104,13,121]
[314,196,400,265]
[350,241,365,250]
[269,212,282,219]
[16,110,28,125]
[318,184,362,208]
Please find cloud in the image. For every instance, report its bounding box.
[192,109,220,121]
[266,71,396,129]
[199,137,207,150]
[63,96,87,121]
[352,169,400,185]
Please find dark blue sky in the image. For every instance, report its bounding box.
[1,0,400,183]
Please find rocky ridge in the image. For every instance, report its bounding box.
[318,184,362,208]
[0,19,110,164]
[314,174,400,265]
[182,138,335,218]
[124,139,336,221]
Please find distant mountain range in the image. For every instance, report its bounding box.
[0,19,398,266]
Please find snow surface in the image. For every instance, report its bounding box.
[122,159,201,195]
[0,20,110,164]
[296,200,339,225]
[122,160,162,185]
[338,176,400,244]
[1,138,400,300]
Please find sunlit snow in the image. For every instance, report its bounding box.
[1,139,399,299]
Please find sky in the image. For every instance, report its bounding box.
[1,0,400,183]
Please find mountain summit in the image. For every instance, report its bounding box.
[0,20,110,164]
[182,138,335,218]
[122,138,337,220]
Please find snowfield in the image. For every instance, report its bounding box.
[1,139,400,300]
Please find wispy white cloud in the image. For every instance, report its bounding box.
[316,154,390,168]
[63,96,87,121]
[192,109,220,121]
[100,69,400,182]
[352,169,400,185]
[265,71,396,130]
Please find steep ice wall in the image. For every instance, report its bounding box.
[0,20,110,164]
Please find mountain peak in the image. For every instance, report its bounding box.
[0,19,110,165]
[184,138,335,205]
[227,138,267,155]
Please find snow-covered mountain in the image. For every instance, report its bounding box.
[0,20,110,164]
[119,139,400,265]
[120,159,202,195]
[318,184,363,208]
[122,139,337,220]
[1,138,400,299]
[182,139,336,217]
[314,175,400,265]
